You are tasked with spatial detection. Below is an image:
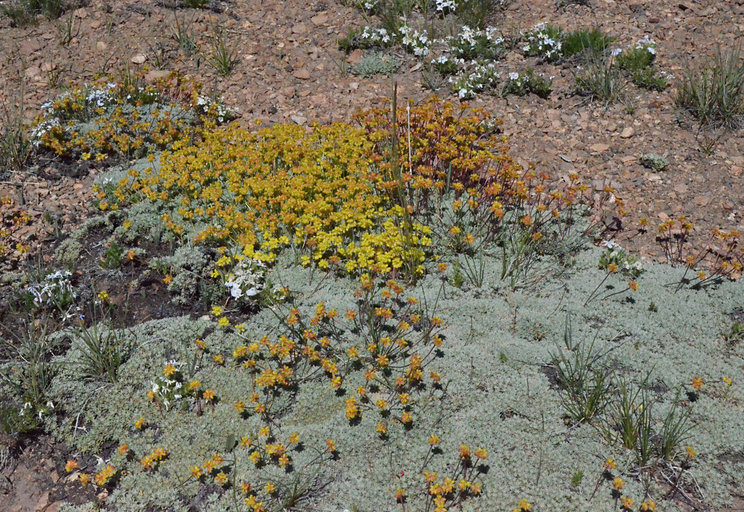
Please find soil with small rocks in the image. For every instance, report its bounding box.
[1,0,744,509]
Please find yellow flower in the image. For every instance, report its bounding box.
[97,290,109,301]
[723,376,732,386]
[516,499,531,511]
[686,446,697,459]
[65,459,79,473]
[264,481,275,494]
[691,376,704,391]
[135,417,145,430]
[163,363,176,377]
[326,439,337,453]
[620,497,634,510]
[218,316,230,327]
[640,500,657,511]
[612,477,625,490]
[211,305,223,317]
[394,488,406,502]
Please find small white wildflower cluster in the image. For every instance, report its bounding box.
[435,0,457,13]
[361,0,378,12]
[635,35,656,55]
[430,55,458,75]
[523,23,563,62]
[26,270,77,309]
[599,240,644,278]
[448,25,504,61]
[450,62,499,99]
[399,25,431,57]
[195,96,233,124]
[360,26,395,46]
[224,258,267,303]
[86,83,117,108]
[19,400,55,421]
[501,69,553,98]
[30,117,61,147]
[150,361,184,411]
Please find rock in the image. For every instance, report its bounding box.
[96,41,107,51]
[35,491,50,510]
[310,13,328,25]
[620,127,634,138]
[24,66,41,79]
[590,143,610,153]
[346,49,363,65]
[145,70,170,83]
[46,502,65,512]
[290,114,307,125]
[292,68,311,80]
[73,7,87,18]
[291,23,308,34]
[131,54,147,64]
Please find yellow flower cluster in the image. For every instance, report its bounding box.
[140,446,167,470]
[0,196,33,267]
[94,464,117,486]
[110,122,431,276]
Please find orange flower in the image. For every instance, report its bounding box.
[691,377,704,391]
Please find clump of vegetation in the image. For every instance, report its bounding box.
[31,71,233,165]
[615,37,668,91]
[206,29,239,77]
[501,69,553,98]
[676,46,744,128]
[1,0,70,26]
[523,24,612,63]
[575,54,625,102]
[0,96,31,176]
[352,52,402,77]
[640,153,669,172]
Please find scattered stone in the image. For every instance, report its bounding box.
[145,70,170,82]
[35,491,50,510]
[310,13,328,25]
[620,127,634,138]
[293,68,311,80]
[96,41,107,51]
[590,143,610,153]
[131,54,147,64]
[346,49,363,65]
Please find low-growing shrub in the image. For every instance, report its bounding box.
[0,96,31,176]
[501,69,553,98]
[562,28,613,59]
[676,46,744,128]
[31,72,233,164]
[352,52,402,77]
[1,0,68,25]
[575,55,625,102]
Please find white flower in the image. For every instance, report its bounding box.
[509,72,520,81]
[601,240,619,250]
[611,48,622,57]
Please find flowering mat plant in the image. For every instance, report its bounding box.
[1,79,743,512]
